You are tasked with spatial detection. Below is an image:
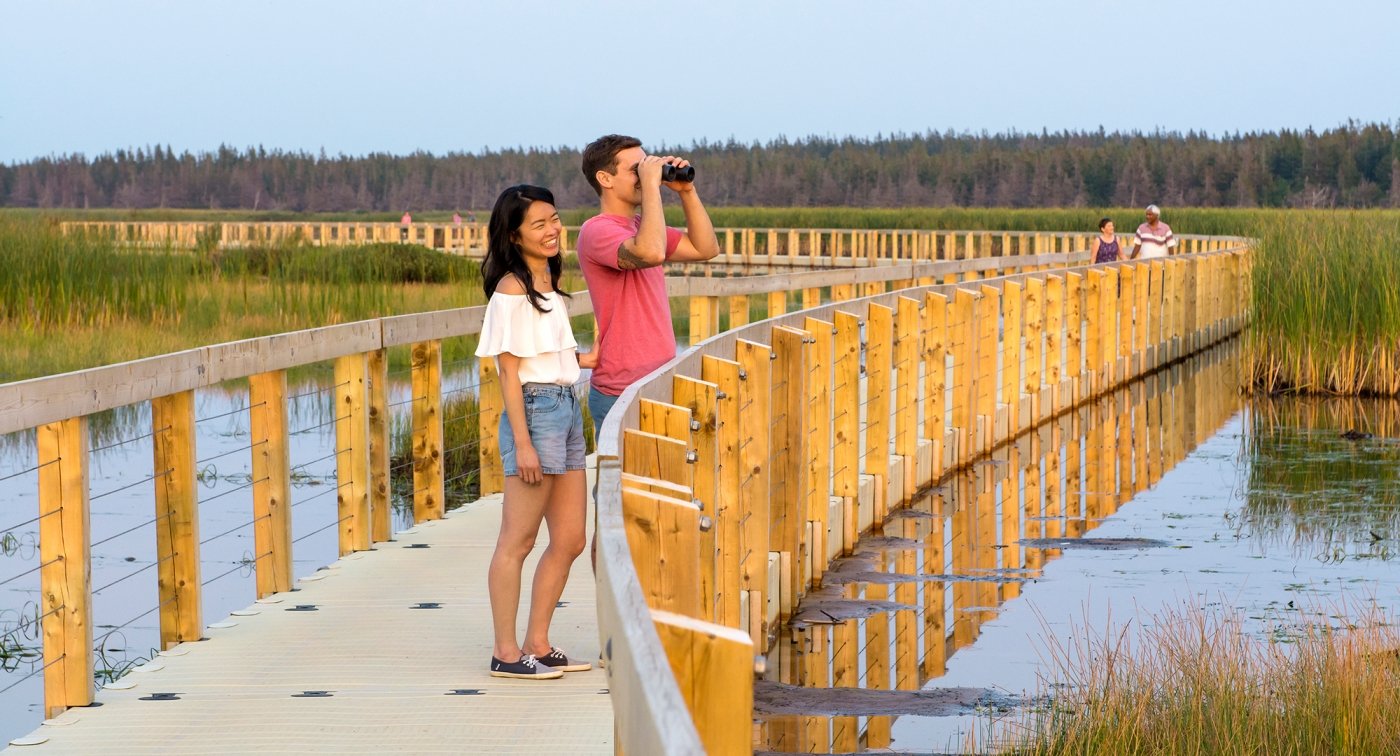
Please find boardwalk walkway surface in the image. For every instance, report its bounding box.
[14,489,612,754]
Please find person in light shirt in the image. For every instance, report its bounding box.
[475,184,596,681]
[1130,204,1176,259]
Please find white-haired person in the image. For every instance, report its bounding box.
[1129,204,1176,259]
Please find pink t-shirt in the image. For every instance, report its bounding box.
[577,213,684,396]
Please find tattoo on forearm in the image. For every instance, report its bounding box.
[617,241,652,270]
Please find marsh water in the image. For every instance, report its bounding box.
[757,339,1400,754]
[4,338,1400,750]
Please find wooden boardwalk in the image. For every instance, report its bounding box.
[14,489,611,754]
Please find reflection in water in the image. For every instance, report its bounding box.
[1239,396,1400,559]
[759,339,1245,754]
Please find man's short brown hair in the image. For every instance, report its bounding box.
[581,134,642,196]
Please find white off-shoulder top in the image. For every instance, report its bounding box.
[474,291,580,386]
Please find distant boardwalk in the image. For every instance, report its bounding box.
[18,493,611,754]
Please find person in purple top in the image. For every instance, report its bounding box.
[1092,217,1121,263]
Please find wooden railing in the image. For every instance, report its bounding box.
[594,241,1252,753]
[60,221,1237,268]
[0,229,1250,748]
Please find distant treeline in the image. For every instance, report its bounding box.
[5,123,1400,211]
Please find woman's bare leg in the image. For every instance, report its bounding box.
[522,469,588,656]
[488,475,554,660]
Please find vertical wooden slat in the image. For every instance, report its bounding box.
[152,390,202,648]
[1002,281,1023,439]
[701,356,743,629]
[673,376,719,623]
[38,417,92,717]
[772,326,810,618]
[1023,278,1044,423]
[865,303,893,519]
[736,338,772,644]
[894,297,920,500]
[653,610,755,756]
[923,292,949,480]
[411,340,444,523]
[335,353,372,554]
[1065,272,1084,400]
[951,289,977,465]
[477,357,504,496]
[975,285,999,451]
[804,316,834,588]
[1044,275,1065,412]
[250,371,292,598]
[368,348,391,543]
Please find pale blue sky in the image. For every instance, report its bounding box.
[1,0,1396,163]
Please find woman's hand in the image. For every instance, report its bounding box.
[577,350,598,369]
[516,443,543,485]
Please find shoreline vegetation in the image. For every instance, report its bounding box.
[7,207,1400,396]
[996,601,1400,755]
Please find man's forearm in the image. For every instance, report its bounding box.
[678,189,720,259]
[635,185,668,260]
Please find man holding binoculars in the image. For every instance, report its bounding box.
[577,134,720,437]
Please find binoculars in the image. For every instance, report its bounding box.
[661,164,695,183]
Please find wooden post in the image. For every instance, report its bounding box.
[1065,272,1084,400]
[674,376,720,623]
[652,609,755,756]
[736,339,773,643]
[689,295,719,343]
[804,315,834,588]
[368,348,391,543]
[411,340,445,523]
[802,287,820,311]
[1002,281,1023,439]
[895,297,920,501]
[38,417,93,717]
[866,303,893,521]
[620,483,701,617]
[725,295,749,333]
[833,310,860,551]
[951,289,977,465]
[1023,278,1044,423]
[250,371,292,598]
[335,353,373,554]
[772,326,810,618]
[1044,275,1065,412]
[768,290,787,318]
[152,391,202,648]
[832,617,859,751]
[1084,269,1104,396]
[923,293,949,477]
[975,286,999,452]
[478,357,504,496]
[702,356,743,629]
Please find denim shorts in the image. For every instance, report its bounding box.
[499,383,586,476]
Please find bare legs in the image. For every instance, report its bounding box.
[488,469,587,661]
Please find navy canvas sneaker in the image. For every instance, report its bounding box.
[490,654,564,680]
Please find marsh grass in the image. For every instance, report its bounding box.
[1000,602,1400,755]
[0,218,497,380]
[1248,212,1400,396]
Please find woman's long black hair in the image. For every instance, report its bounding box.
[482,184,570,313]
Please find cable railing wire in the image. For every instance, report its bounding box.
[91,553,174,597]
[90,468,173,502]
[0,460,54,484]
[89,425,171,455]
[196,439,265,467]
[194,403,261,424]
[0,557,60,589]
[91,512,172,549]
[199,511,270,547]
